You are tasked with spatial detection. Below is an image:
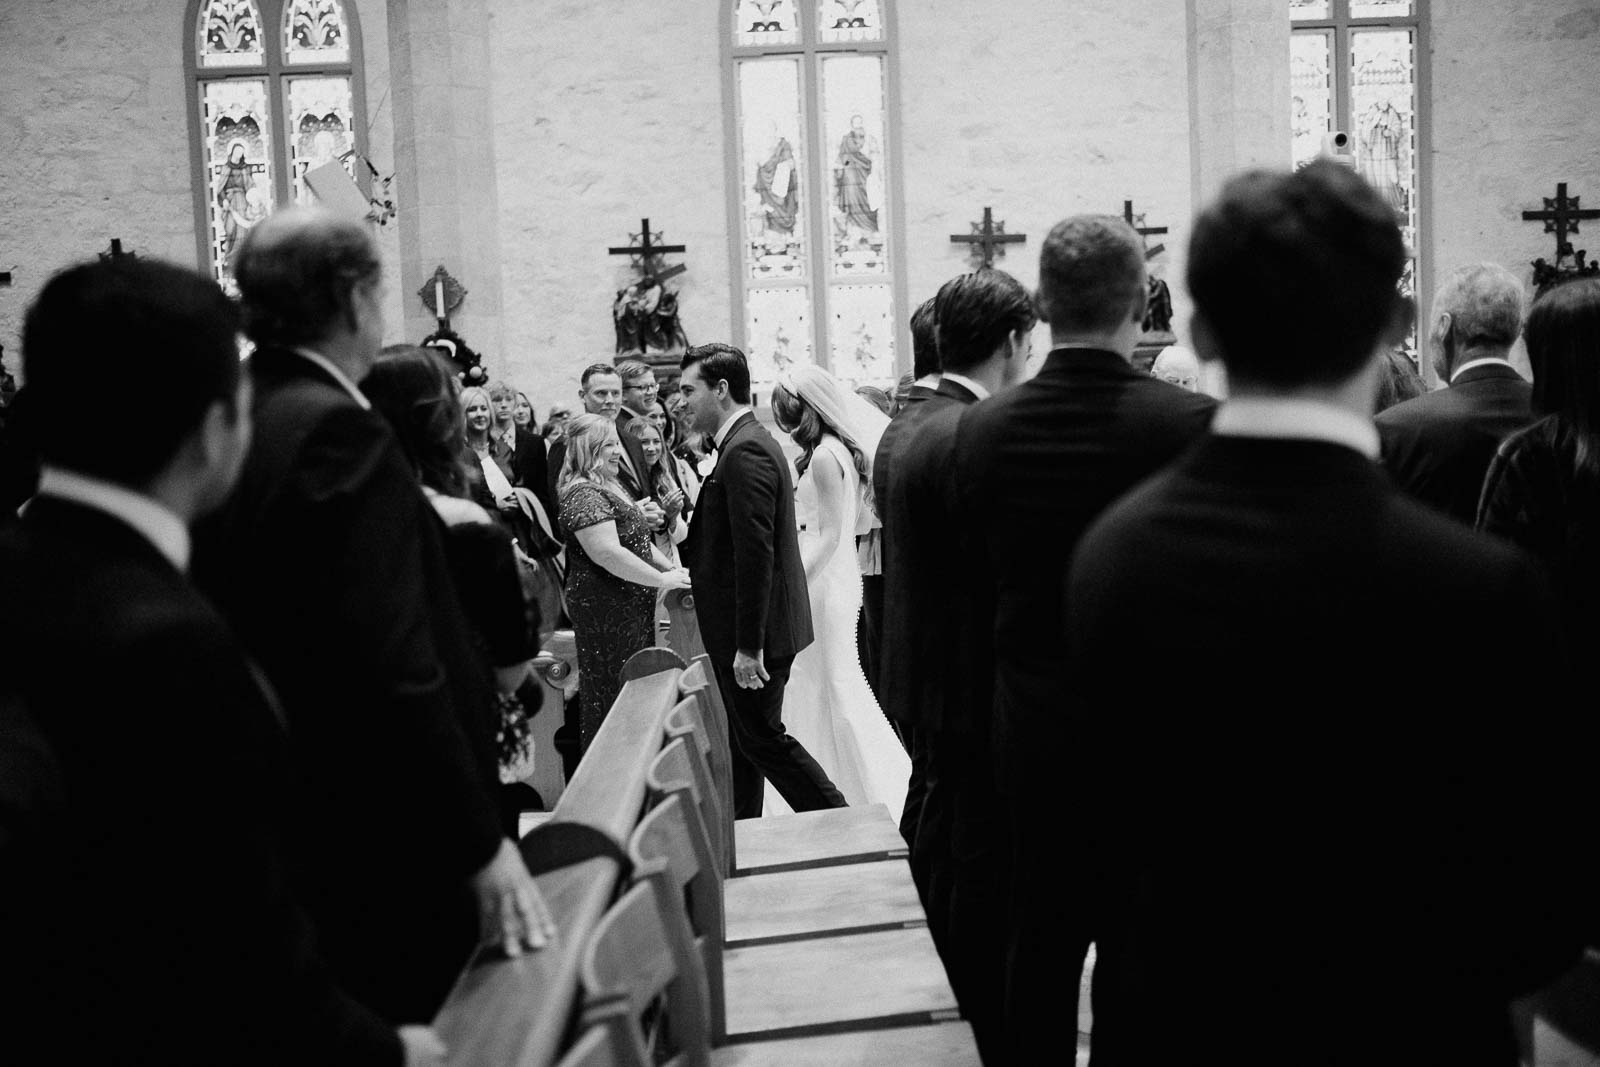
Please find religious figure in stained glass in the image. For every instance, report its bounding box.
[216,141,268,264]
[1358,100,1408,214]
[833,115,880,241]
[755,135,798,235]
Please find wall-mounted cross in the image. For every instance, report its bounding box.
[1523,182,1599,259]
[1122,199,1167,260]
[609,218,687,287]
[951,206,1026,269]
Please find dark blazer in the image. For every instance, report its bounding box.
[1377,361,1534,523]
[1066,435,1583,1063]
[0,498,399,1064]
[510,425,555,516]
[872,379,959,523]
[192,346,504,1023]
[877,377,981,731]
[953,349,1215,769]
[681,410,813,661]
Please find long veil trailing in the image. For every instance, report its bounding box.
[776,365,891,516]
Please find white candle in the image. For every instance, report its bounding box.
[435,277,445,319]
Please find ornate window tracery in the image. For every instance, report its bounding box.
[726,0,905,390]
[186,0,366,291]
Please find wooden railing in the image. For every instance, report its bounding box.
[432,665,684,1066]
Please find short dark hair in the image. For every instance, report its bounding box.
[933,270,1037,373]
[614,359,653,385]
[23,258,241,487]
[362,345,472,498]
[580,362,620,388]
[909,297,940,378]
[1036,215,1147,334]
[1187,162,1407,387]
[1527,276,1600,433]
[680,343,752,404]
[234,209,381,348]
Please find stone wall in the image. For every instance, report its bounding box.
[0,0,402,379]
[486,0,729,417]
[1429,0,1600,315]
[900,0,1195,367]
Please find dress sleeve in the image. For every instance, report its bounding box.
[559,484,616,534]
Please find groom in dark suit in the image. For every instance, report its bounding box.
[1066,162,1583,1063]
[678,343,845,818]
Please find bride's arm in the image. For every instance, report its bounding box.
[801,446,845,585]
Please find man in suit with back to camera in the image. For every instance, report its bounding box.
[880,269,1035,1063]
[0,257,446,1065]
[192,208,550,1027]
[870,296,941,844]
[1376,261,1536,523]
[952,213,1217,1062]
[1066,161,1584,1064]
[677,342,846,819]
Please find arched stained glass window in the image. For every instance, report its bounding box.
[724,0,907,390]
[1290,0,1430,362]
[186,0,367,291]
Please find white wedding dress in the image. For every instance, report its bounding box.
[766,433,910,820]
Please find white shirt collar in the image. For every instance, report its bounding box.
[35,466,191,571]
[292,346,371,410]
[1450,357,1517,383]
[939,372,990,401]
[1212,397,1380,460]
[714,407,753,449]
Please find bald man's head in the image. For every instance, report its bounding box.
[235,207,381,349]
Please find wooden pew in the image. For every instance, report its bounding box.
[432,667,684,1066]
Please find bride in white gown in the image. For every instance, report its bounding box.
[763,365,909,820]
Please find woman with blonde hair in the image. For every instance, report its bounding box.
[768,364,908,816]
[557,413,690,751]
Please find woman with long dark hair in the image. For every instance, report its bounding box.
[1477,276,1600,652]
[767,365,907,817]
[361,346,541,815]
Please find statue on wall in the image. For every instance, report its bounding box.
[613,281,689,357]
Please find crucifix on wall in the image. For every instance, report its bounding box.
[609,218,690,360]
[1523,182,1600,292]
[951,207,1026,270]
[1121,199,1174,346]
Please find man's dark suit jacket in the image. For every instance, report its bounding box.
[872,380,941,525]
[953,348,1215,771]
[877,377,981,731]
[681,410,812,662]
[193,346,504,1023]
[0,498,399,1064]
[1377,361,1534,523]
[1067,435,1583,1063]
[509,424,554,516]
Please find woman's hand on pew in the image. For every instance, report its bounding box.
[399,1025,448,1066]
[470,837,557,957]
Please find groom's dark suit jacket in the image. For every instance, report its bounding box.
[878,377,981,732]
[0,498,399,1064]
[1376,361,1534,524]
[1066,435,1585,1063]
[682,410,812,661]
[193,346,504,1023]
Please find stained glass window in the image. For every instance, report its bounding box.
[818,0,883,44]
[199,0,265,68]
[727,0,901,390]
[284,0,350,64]
[189,0,366,290]
[734,0,800,47]
[1289,0,1426,359]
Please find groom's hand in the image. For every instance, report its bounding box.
[733,649,770,690]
